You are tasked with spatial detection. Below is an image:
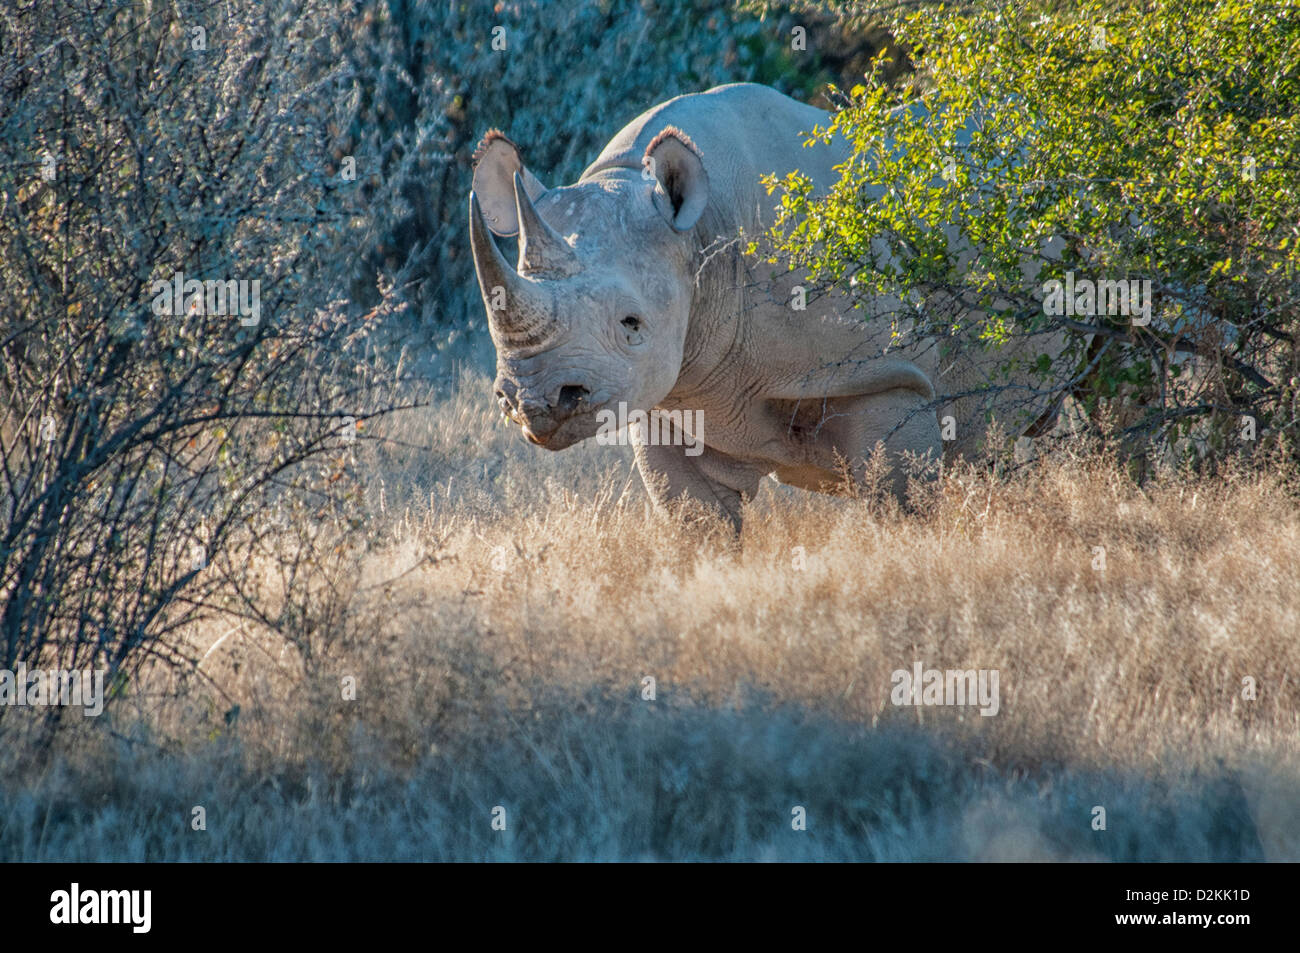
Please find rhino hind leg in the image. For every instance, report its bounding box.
[770,388,942,502]
[632,421,765,533]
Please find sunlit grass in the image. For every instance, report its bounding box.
[3,373,1298,861]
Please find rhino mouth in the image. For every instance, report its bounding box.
[523,425,570,449]
[518,409,602,451]
[501,383,611,451]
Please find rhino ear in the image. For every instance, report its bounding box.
[643,126,709,232]
[471,129,548,237]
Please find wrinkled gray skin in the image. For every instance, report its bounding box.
[470,83,1060,530]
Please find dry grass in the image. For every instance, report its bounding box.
[3,371,1299,861]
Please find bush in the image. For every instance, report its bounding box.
[0,0,408,726]
[765,0,1300,466]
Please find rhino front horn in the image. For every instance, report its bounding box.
[514,172,580,277]
[469,191,558,347]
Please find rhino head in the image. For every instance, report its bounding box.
[469,127,709,449]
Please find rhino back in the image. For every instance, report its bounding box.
[580,83,849,233]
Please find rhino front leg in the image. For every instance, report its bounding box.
[631,416,765,532]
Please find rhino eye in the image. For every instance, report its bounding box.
[620,315,645,347]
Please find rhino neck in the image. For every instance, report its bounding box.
[664,235,754,414]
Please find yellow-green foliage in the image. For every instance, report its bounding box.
[766,0,1300,459]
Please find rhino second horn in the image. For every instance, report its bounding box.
[469,191,558,347]
[514,172,580,277]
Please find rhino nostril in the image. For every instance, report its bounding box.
[556,385,590,414]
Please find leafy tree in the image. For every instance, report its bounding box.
[765,0,1300,465]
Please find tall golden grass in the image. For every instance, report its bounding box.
[3,371,1297,861]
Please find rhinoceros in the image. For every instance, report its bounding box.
[469,83,1060,529]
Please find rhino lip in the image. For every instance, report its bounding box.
[523,425,581,450]
[520,411,600,450]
